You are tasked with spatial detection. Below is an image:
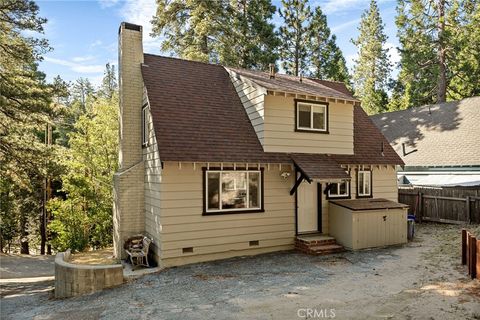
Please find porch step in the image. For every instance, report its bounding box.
[295,234,345,255]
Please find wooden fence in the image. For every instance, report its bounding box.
[461,229,480,279]
[399,186,480,224]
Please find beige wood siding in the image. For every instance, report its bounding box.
[227,70,266,145]
[263,95,354,154]
[321,165,398,235]
[159,162,295,267]
[142,88,162,261]
[371,166,398,202]
[329,204,407,250]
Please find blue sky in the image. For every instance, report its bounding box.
[37,0,400,87]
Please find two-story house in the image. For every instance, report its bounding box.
[114,22,407,268]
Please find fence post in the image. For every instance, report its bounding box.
[466,196,471,224]
[477,239,480,279]
[467,232,471,273]
[470,235,477,279]
[418,192,423,222]
[462,229,467,265]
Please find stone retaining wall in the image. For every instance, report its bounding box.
[55,249,124,298]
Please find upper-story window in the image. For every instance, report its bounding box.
[141,105,148,146]
[357,170,372,198]
[296,100,328,133]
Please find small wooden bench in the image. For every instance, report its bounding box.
[125,236,152,269]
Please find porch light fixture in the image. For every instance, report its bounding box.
[280,171,291,180]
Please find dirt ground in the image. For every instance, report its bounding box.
[70,247,118,265]
[1,223,479,320]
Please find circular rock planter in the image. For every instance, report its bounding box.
[54,249,124,298]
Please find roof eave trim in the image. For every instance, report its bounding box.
[266,89,359,105]
[224,67,268,95]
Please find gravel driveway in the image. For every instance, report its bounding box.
[1,223,479,320]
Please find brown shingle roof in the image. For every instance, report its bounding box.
[227,67,357,102]
[290,154,350,181]
[370,97,480,166]
[142,54,290,163]
[330,198,409,211]
[332,106,404,166]
[141,55,402,168]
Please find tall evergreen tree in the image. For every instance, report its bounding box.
[394,0,479,108]
[151,0,228,63]
[278,0,312,76]
[100,63,117,99]
[352,0,391,115]
[308,7,350,84]
[220,0,280,69]
[0,0,58,253]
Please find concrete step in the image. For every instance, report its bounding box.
[306,244,345,255]
[295,234,337,246]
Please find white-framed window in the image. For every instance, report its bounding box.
[141,105,148,146]
[205,170,262,214]
[296,101,328,132]
[328,181,349,198]
[357,170,372,197]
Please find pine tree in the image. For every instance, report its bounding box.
[308,7,350,84]
[151,0,228,63]
[278,0,312,76]
[100,63,117,99]
[352,0,391,115]
[219,0,280,69]
[394,0,479,108]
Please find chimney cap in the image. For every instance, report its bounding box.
[119,22,142,34]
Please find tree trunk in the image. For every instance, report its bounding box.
[437,0,447,103]
[20,214,29,254]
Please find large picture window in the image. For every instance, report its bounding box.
[296,101,328,132]
[327,181,350,199]
[357,170,372,197]
[205,170,263,214]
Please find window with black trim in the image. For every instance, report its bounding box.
[141,106,148,146]
[204,170,263,214]
[296,101,328,132]
[357,170,372,197]
[327,181,350,198]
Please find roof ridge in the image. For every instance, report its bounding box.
[143,53,223,68]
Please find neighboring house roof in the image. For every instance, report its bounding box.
[371,97,480,167]
[142,54,402,170]
[227,67,357,102]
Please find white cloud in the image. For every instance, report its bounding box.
[346,53,358,72]
[44,56,105,74]
[318,0,394,15]
[72,55,96,63]
[385,42,400,67]
[331,18,361,33]
[98,0,120,9]
[117,0,161,53]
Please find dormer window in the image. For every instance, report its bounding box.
[295,100,328,133]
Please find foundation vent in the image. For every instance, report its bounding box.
[182,247,193,254]
[249,240,259,247]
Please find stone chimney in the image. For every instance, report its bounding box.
[113,22,145,259]
[118,22,144,168]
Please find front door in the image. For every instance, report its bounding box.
[297,180,318,234]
